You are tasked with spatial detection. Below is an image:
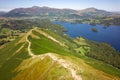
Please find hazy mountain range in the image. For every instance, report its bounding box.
[0,11,7,16]
[0,6,119,17]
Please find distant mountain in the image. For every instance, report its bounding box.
[79,8,109,13]
[5,6,76,17]
[2,6,119,17]
[0,11,7,16]
[77,7,113,17]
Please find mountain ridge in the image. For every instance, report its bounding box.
[1,6,117,17]
[0,26,120,80]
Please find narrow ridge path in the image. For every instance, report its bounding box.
[26,28,82,80]
[26,29,36,57]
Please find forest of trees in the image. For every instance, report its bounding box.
[84,40,120,69]
[75,37,120,69]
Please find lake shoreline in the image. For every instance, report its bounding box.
[54,21,120,52]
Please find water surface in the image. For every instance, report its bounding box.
[54,21,120,51]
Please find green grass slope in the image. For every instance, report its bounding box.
[0,35,30,80]
[0,28,120,80]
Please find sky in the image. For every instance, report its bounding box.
[0,0,120,12]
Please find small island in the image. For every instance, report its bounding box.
[91,28,98,32]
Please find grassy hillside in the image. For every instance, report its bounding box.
[29,30,71,55]
[0,27,120,80]
[0,35,30,80]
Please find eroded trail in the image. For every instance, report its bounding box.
[26,29,36,57]
[44,53,82,80]
[26,28,82,80]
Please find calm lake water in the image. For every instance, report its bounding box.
[54,21,120,52]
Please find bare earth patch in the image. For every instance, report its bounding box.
[30,32,40,39]
[43,53,82,80]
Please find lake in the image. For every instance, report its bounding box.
[54,21,120,52]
